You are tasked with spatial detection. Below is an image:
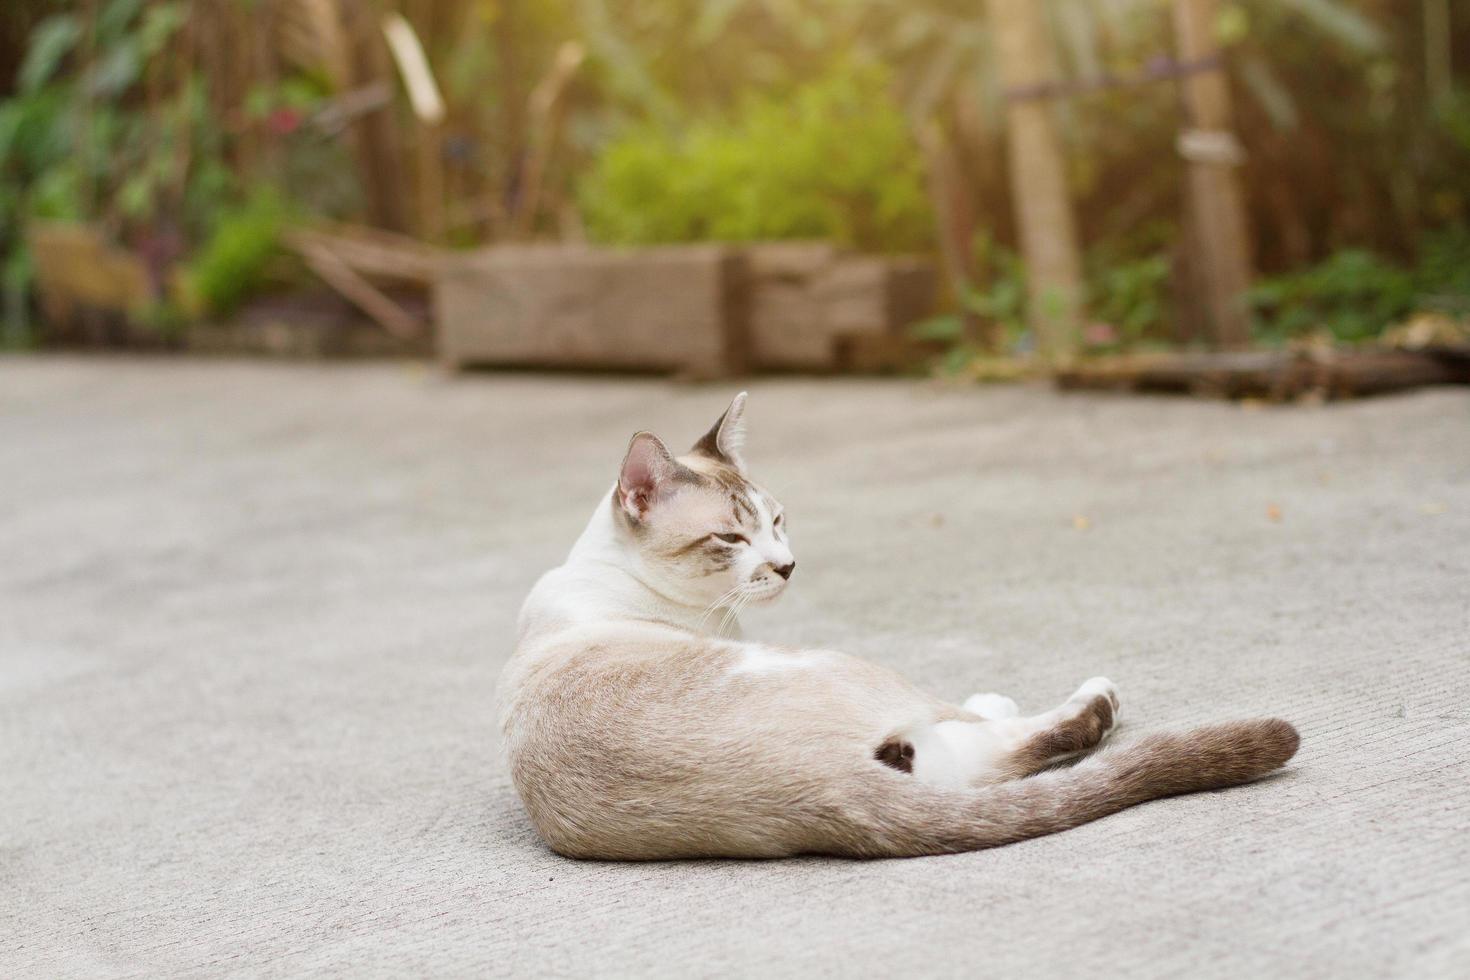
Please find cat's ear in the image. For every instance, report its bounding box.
[690,391,747,472]
[618,432,686,521]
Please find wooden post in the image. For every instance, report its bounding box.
[1173,0,1253,349]
[985,0,1082,366]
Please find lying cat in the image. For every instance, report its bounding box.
[499,394,1299,859]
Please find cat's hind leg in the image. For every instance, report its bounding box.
[999,677,1120,778]
[882,678,1120,787]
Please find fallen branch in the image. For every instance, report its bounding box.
[1055,349,1470,400]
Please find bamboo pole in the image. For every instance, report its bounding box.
[984,0,1082,366]
[1173,0,1253,349]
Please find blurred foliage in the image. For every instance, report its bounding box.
[0,0,1467,349]
[1088,254,1172,347]
[913,230,1174,357]
[911,233,1026,345]
[182,190,290,318]
[0,0,239,341]
[1251,250,1414,344]
[578,63,931,251]
[568,0,1470,350]
[1251,227,1470,344]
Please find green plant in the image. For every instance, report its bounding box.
[1086,254,1171,347]
[911,234,1026,343]
[1412,225,1470,316]
[182,191,290,317]
[1250,249,1416,342]
[0,0,236,340]
[1249,227,1470,342]
[914,232,1172,355]
[578,62,933,252]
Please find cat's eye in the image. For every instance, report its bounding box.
[712,532,749,545]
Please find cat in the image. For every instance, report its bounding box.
[498,393,1299,859]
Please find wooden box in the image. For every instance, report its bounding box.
[435,244,749,377]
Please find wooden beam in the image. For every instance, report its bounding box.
[985,0,1083,367]
[294,240,423,340]
[285,225,444,285]
[1173,0,1254,349]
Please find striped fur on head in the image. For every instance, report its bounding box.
[612,394,794,618]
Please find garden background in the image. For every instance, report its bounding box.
[1,0,1467,369]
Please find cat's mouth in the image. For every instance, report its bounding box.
[745,578,788,604]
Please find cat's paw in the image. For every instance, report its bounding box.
[1070,676,1121,733]
[964,692,1021,720]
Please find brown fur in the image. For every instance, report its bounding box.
[1009,694,1117,777]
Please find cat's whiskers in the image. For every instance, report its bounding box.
[717,584,755,636]
[696,583,746,633]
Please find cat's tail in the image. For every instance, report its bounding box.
[837,718,1299,857]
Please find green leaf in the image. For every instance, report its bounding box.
[117,172,154,219]
[90,39,143,97]
[137,2,187,59]
[18,16,81,94]
[1281,0,1384,54]
[98,0,145,43]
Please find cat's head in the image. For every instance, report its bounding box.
[613,393,794,611]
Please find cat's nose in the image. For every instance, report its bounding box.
[773,561,796,580]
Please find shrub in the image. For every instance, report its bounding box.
[1249,227,1470,343]
[578,63,932,253]
[182,191,289,317]
[912,233,1172,355]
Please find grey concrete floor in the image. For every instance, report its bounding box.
[2,356,1469,977]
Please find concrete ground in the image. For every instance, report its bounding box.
[3,356,1468,978]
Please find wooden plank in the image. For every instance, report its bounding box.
[745,251,937,370]
[744,241,840,281]
[435,244,749,377]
